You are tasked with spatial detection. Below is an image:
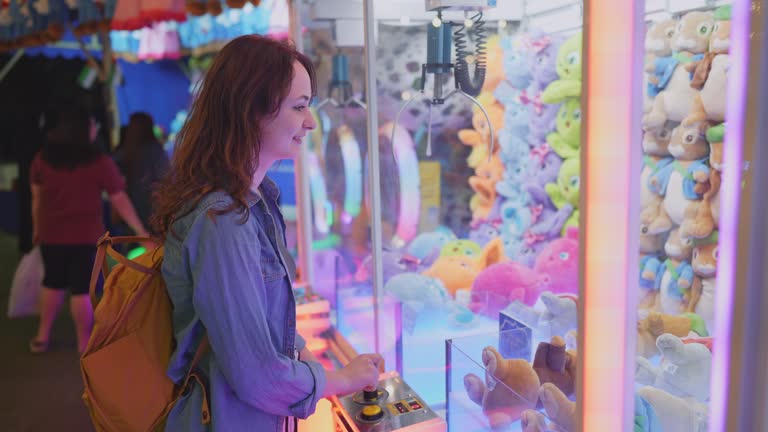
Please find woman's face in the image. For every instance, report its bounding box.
[259,61,317,162]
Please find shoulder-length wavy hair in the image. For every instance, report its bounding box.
[151,35,316,240]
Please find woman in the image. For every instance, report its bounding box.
[113,111,170,232]
[151,35,382,431]
[30,106,148,354]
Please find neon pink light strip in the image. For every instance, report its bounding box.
[711,0,749,430]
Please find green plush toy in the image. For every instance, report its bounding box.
[440,239,482,258]
[541,33,582,104]
[546,98,582,160]
[545,158,581,235]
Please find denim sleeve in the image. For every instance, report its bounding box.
[185,205,326,418]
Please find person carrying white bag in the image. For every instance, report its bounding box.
[7,246,43,318]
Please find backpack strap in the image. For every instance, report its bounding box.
[178,334,211,425]
[89,232,158,309]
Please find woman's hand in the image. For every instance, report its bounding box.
[322,353,384,397]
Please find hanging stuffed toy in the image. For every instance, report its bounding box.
[545,158,580,236]
[643,11,714,129]
[685,232,718,334]
[546,98,582,160]
[684,5,731,125]
[640,122,676,234]
[644,19,678,113]
[638,228,667,311]
[540,33,582,103]
[655,228,695,315]
[648,120,711,233]
[680,124,723,239]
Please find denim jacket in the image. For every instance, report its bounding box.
[162,178,326,431]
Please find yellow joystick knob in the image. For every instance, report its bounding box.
[361,405,384,421]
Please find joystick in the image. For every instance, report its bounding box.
[363,388,379,402]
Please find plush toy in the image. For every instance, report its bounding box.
[637,386,709,432]
[482,35,506,94]
[523,32,564,145]
[441,239,483,258]
[469,155,506,223]
[532,336,577,398]
[655,228,696,315]
[465,336,576,431]
[636,333,712,402]
[501,34,534,90]
[636,311,708,359]
[545,158,580,235]
[424,237,505,298]
[522,384,663,432]
[644,19,678,114]
[685,5,731,125]
[406,230,456,265]
[464,346,541,430]
[638,229,667,310]
[640,120,675,233]
[458,93,505,169]
[643,11,714,128]
[500,232,545,269]
[526,147,565,239]
[546,99,582,160]
[502,291,577,338]
[469,220,501,247]
[680,123,723,241]
[355,248,424,284]
[685,233,718,334]
[541,33,582,103]
[384,273,450,315]
[470,260,547,317]
[649,121,711,232]
[534,227,579,295]
[525,32,565,95]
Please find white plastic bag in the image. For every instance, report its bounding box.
[7,246,43,318]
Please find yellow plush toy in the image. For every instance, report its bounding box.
[423,237,505,298]
[459,93,505,169]
[468,155,505,223]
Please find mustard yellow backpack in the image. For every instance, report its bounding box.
[80,233,209,431]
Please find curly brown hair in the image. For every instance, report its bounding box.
[151,35,316,240]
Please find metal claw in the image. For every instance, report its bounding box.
[391,93,423,162]
[452,89,495,163]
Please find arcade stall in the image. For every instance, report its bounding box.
[292,0,768,431]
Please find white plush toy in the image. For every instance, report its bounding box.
[637,386,709,432]
[636,333,712,402]
[644,19,677,114]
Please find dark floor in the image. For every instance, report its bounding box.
[0,232,95,432]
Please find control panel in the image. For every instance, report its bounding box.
[333,371,446,432]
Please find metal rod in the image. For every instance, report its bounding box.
[0,49,24,84]
[291,0,316,292]
[391,95,419,161]
[362,0,385,359]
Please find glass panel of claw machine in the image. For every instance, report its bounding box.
[294,0,384,370]
[631,1,737,430]
[368,0,585,430]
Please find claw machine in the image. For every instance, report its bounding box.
[362,1,586,430]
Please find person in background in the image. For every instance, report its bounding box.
[30,106,148,354]
[113,112,170,233]
[151,35,382,431]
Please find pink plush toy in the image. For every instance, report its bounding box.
[470,261,547,317]
[534,227,579,295]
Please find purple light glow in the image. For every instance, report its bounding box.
[711,0,749,430]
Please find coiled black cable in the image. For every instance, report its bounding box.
[453,11,486,97]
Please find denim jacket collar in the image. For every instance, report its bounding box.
[248,176,281,208]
